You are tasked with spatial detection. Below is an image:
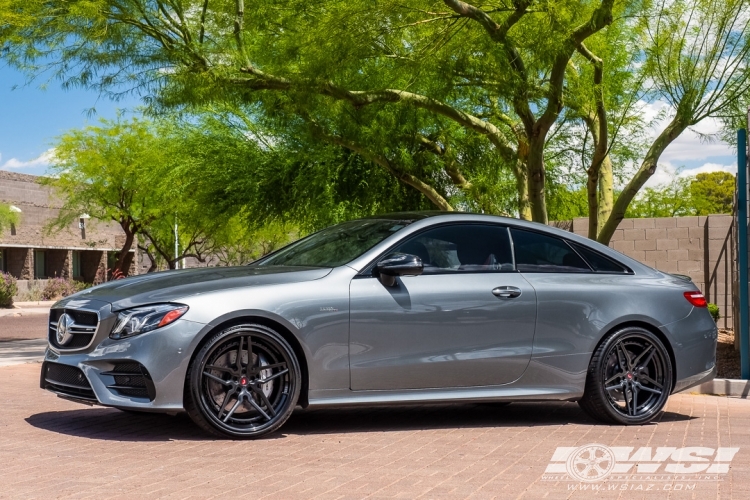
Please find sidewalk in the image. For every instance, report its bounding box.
[0,339,47,367]
[0,301,55,318]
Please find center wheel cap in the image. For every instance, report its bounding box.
[626,372,633,380]
[240,376,249,386]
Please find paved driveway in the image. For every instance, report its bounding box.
[2,362,749,499]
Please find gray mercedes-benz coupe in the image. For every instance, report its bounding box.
[41,213,717,438]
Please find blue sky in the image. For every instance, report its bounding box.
[0,63,738,185]
[0,64,141,176]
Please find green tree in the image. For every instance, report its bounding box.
[3,0,749,243]
[44,118,165,275]
[690,172,735,215]
[626,176,693,218]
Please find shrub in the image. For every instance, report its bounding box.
[0,272,18,308]
[707,303,720,323]
[41,277,90,301]
[18,279,43,302]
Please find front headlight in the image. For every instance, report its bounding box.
[110,304,189,340]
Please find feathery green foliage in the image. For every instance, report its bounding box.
[2,0,749,243]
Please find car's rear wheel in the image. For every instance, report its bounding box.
[579,327,672,425]
[185,324,301,439]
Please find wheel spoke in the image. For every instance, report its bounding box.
[203,371,232,386]
[255,389,277,417]
[632,344,654,368]
[605,384,623,392]
[245,336,254,378]
[623,386,633,415]
[223,397,244,422]
[630,385,638,415]
[246,397,271,421]
[635,382,662,395]
[258,368,289,384]
[217,387,237,420]
[236,336,244,372]
[259,361,287,372]
[206,364,235,375]
[640,375,663,388]
[617,343,634,371]
[605,372,625,385]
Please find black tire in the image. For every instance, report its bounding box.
[579,326,672,425]
[184,324,301,439]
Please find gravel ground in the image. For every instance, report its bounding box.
[717,328,741,379]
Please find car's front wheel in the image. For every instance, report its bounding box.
[579,326,673,425]
[185,323,301,439]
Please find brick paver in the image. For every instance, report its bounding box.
[2,362,750,499]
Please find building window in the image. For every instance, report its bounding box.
[34,250,46,279]
[0,248,5,272]
[72,251,81,279]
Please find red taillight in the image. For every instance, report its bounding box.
[683,291,707,307]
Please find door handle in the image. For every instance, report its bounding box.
[492,286,522,299]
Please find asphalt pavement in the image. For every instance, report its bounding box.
[0,314,48,342]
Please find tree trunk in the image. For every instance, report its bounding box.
[527,138,548,223]
[597,155,614,234]
[586,165,600,239]
[598,118,688,244]
[514,160,531,220]
[113,225,135,277]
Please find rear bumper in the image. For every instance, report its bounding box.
[673,365,717,394]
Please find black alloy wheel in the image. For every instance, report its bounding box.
[579,327,672,425]
[185,324,301,438]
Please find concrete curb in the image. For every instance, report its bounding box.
[12,301,56,308]
[0,308,50,317]
[691,378,750,398]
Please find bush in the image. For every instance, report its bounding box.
[18,279,43,302]
[0,272,18,308]
[41,277,90,301]
[708,303,720,323]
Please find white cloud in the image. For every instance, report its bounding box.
[636,100,734,162]
[680,162,736,177]
[661,118,734,162]
[0,149,56,170]
[644,161,737,188]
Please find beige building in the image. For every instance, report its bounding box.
[0,170,137,297]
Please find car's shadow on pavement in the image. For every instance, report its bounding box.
[25,401,696,442]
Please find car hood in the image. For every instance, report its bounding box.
[54,266,332,311]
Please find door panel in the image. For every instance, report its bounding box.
[349,273,537,390]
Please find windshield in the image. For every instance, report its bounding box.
[253,219,412,268]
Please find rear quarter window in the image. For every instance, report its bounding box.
[510,228,592,273]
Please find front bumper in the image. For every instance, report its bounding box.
[41,318,206,411]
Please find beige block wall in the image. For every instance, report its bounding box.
[0,171,138,282]
[0,171,124,249]
[565,215,734,328]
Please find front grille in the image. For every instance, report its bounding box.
[102,362,155,401]
[49,308,99,350]
[40,362,97,402]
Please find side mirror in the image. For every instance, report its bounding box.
[374,253,424,287]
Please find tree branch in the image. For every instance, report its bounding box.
[312,126,454,211]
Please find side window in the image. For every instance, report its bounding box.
[510,228,591,273]
[392,224,514,274]
[570,242,629,273]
